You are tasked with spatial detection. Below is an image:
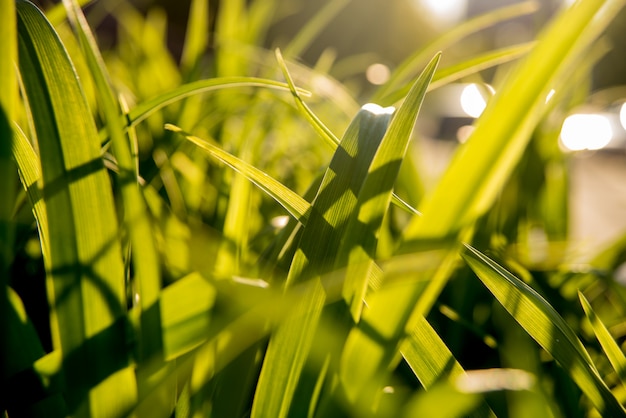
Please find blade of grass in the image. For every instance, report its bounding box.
[371,0,539,102]
[166,124,311,224]
[17,1,137,415]
[62,0,162,363]
[339,52,439,321]
[380,42,535,106]
[250,279,325,418]
[180,0,209,74]
[463,244,626,417]
[0,0,17,395]
[275,49,420,217]
[579,291,626,387]
[12,125,48,259]
[114,77,310,139]
[282,0,350,59]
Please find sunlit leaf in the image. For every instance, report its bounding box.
[463,244,626,417]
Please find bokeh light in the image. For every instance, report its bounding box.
[460,84,491,118]
[620,102,626,131]
[366,63,391,85]
[415,0,467,27]
[560,114,613,151]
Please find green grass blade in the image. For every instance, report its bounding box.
[282,0,350,58]
[579,292,626,387]
[275,49,420,217]
[286,105,394,285]
[12,125,48,259]
[180,0,209,73]
[462,244,626,417]
[339,52,440,321]
[17,1,136,415]
[120,77,309,136]
[401,315,466,387]
[62,0,162,362]
[380,42,535,106]
[0,0,17,389]
[250,279,325,418]
[166,124,311,223]
[160,272,216,360]
[371,1,538,102]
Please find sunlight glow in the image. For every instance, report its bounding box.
[620,102,626,131]
[460,84,493,118]
[366,63,391,85]
[560,114,613,151]
[362,103,395,116]
[418,0,467,26]
[456,369,535,393]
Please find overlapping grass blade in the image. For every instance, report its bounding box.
[380,42,535,106]
[371,1,538,102]
[250,279,325,418]
[62,0,162,363]
[339,52,439,320]
[252,88,404,418]
[579,292,626,387]
[166,124,311,223]
[275,49,420,217]
[12,126,47,257]
[100,78,310,142]
[463,244,626,417]
[395,0,626,325]
[17,1,136,415]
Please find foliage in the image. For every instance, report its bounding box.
[3,0,626,417]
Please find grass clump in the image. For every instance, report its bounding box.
[3,0,626,417]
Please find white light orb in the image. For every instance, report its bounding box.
[460,84,491,118]
[560,114,613,151]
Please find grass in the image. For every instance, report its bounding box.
[3,0,626,416]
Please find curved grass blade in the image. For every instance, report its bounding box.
[98,78,310,143]
[17,1,136,415]
[275,49,420,217]
[463,244,626,417]
[380,42,535,106]
[579,291,626,387]
[165,124,311,224]
[12,125,48,258]
[371,1,538,102]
